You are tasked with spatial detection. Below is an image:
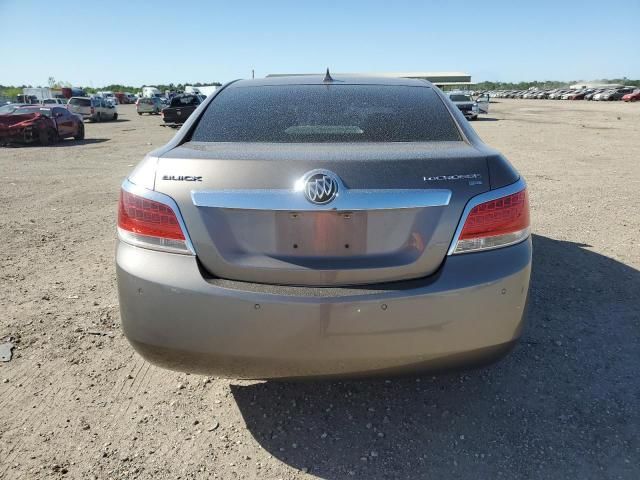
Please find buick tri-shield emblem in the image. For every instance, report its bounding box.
[301,171,339,204]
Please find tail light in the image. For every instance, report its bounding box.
[117,184,193,255]
[450,184,530,254]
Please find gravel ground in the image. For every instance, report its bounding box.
[1,100,639,479]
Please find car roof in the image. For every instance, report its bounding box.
[229,75,433,88]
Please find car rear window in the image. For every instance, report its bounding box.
[190,85,461,143]
[14,107,52,117]
[449,94,472,102]
[171,95,200,107]
[69,98,91,107]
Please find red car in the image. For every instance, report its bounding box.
[622,89,640,102]
[568,90,592,100]
[0,105,84,146]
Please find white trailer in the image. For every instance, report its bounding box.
[185,85,218,97]
[23,87,63,101]
[142,86,161,98]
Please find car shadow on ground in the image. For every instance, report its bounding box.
[53,138,110,146]
[473,117,499,122]
[0,138,110,148]
[230,234,639,479]
[85,118,130,124]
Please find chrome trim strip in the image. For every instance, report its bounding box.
[120,178,196,255]
[191,188,451,211]
[446,177,528,256]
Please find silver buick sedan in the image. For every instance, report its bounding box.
[116,74,531,379]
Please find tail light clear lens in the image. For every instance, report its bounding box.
[451,188,530,254]
[117,188,193,255]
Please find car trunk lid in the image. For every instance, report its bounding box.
[154,141,490,286]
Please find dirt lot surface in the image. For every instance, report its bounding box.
[1,100,639,479]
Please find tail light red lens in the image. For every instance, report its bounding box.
[452,188,530,254]
[117,189,192,254]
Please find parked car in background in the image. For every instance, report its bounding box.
[592,90,612,101]
[446,92,489,120]
[585,89,604,100]
[605,87,636,101]
[567,90,592,100]
[160,94,204,125]
[548,90,569,100]
[125,93,137,103]
[67,96,118,122]
[622,89,640,102]
[97,91,118,105]
[42,98,67,105]
[136,97,163,115]
[0,105,84,145]
[117,75,531,379]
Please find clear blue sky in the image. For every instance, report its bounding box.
[1,0,638,87]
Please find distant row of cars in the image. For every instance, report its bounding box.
[0,89,210,146]
[93,91,137,105]
[0,92,125,146]
[490,87,640,101]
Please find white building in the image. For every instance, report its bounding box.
[266,71,473,89]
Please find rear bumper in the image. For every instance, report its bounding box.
[70,113,90,120]
[117,238,532,379]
